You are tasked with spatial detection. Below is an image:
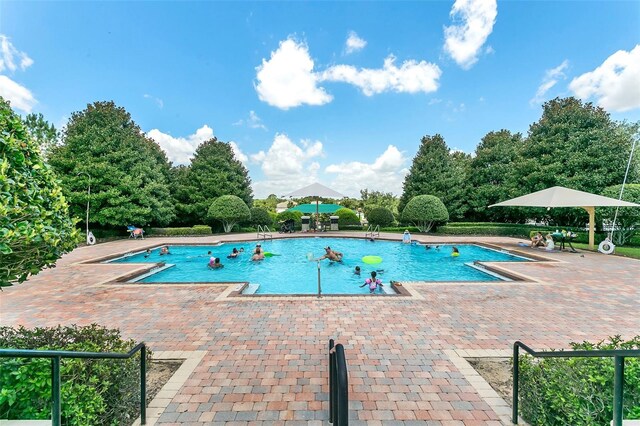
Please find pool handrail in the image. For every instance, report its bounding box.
[329,339,349,425]
[0,343,147,426]
[512,340,640,426]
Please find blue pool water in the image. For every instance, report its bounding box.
[110,238,529,294]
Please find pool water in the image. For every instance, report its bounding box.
[110,238,529,294]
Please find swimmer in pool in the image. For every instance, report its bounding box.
[451,246,460,257]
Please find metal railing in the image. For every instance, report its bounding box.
[364,224,379,239]
[257,225,272,240]
[328,339,348,425]
[0,343,147,426]
[512,341,640,426]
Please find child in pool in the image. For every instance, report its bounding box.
[144,249,151,258]
[360,271,383,294]
[228,248,239,258]
[354,266,361,276]
[451,246,460,257]
[208,257,223,269]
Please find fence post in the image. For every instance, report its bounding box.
[613,355,624,426]
[51,356,61,426]
[141,344,147,425]
[512,343,519,424]
[329,339,335,424]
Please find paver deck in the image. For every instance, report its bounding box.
[1,232,639,425]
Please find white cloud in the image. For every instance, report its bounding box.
[0,35,33,73]
[530,60,569,105]
[569,45,640,112]
[143,94,164,108]
[147,125,214,165]
[0,75,36,113]
[325,145,408,197]
[233,110,267,130]
[345,31,367,54]
[443,0,497,69]
[250,133,324,197]
[320,55,441,96]
[229,141,248,164]
[254,38,332,109]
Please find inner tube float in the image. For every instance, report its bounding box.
[87,231,96,245]
[362,255,382,265]
[598,239,615,255]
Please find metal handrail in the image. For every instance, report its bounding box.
[0,342,147,426]
[329,339,348,425]
[512,341,640,426]
[364,224,379,238]
[257,225,272,240]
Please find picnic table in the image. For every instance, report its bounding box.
[551,232,577,253]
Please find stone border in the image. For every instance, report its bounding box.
[444,348,527,425]
[132,350,206,426]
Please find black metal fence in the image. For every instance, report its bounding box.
[0,343,147,426]
[513,340,640,426]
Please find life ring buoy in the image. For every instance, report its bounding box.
[87,232,96,245]
[598,240,615,255]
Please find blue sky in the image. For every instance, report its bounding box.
[1,1,639,197]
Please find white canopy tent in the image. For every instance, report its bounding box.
[489,186,640,249]
[284,183,345,224]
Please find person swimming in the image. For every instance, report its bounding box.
[316,246,343,262]
[451,246,460,257]
[252,246,265,261]
[160,245,170,255]
[144,249,151,258]
[227,248,239,259]
[354,266,361,276]
[208,257,223,269]
[360,271,383,293]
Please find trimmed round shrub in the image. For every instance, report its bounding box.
[336,208,361,226]
[250,207,272,227]
[0,324,150,425]
[366,207,395,227]
[401,195,449,233]
[207,195,251,233]
[1,98,78,286]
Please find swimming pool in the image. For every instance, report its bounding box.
[109,238,530,294]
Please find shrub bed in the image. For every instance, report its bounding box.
[0,324,149,425]
[149,225,212,236]
[518,336,640,425]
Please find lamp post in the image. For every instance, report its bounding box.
[77,172,93,245]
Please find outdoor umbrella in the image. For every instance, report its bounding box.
[489,186,640,249]
[286,203,344,214]
[284,183,345,227]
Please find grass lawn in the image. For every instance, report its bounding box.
[571,242,640,260]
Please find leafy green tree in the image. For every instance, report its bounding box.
[366,207,395,227]
[518,97,640,226]
[48,101,175,228]
[336,207,361,226]
[0,97,78,286]
[253,194,280,213]
[207,195,251,233]
[249,206,273,227]
[401,195,449,232]
[276,210,303,226]
[23,113,59,160]
[360,189,399,216]
[399,134,470,220]
[601,184,640,245]
[467,130,527,222]
[180,138,252,223]
[169,165,195,226]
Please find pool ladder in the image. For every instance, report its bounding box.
[365,224,380,239]
[257,225,272,240]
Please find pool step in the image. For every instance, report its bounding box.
[381,284,396,294]
[127,263,175,283]
[465,262,513,282]
[243,284,260,294]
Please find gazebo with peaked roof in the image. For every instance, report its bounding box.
[489,186,640,249]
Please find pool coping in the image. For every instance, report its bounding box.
[86,236,563,299]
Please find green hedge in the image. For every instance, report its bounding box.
[518,336,640,425]
[149,225,212,236]
[0,324,149,425]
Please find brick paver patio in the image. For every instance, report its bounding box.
[1,232,639,425]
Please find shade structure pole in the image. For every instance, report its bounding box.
[581,206,595,250]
